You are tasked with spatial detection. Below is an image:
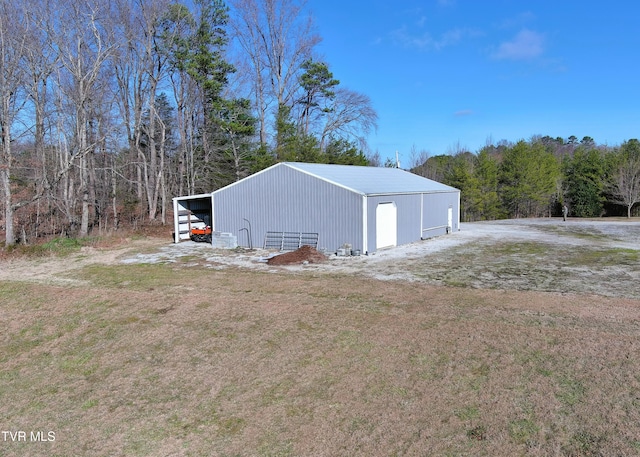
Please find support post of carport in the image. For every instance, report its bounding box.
[172,197,180,243]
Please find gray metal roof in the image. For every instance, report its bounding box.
[282,162,459,195]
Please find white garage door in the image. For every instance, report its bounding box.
[376,202,397,249]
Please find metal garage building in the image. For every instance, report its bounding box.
[172,162,460,254]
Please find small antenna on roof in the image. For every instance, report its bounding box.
[395,151,401,169]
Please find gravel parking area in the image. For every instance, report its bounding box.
[117,217,640,299]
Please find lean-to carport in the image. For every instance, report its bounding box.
[172,193,213,243]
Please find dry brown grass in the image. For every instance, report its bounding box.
[2,252,640,456]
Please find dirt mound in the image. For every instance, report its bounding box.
[267,245,327,265]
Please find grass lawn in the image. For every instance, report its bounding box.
[2,255,640,456]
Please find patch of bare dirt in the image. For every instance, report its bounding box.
[266,245,327,265]
[0,237,164,286]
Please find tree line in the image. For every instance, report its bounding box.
[2,0,638,247]
[0,0,377,245]
[411,135,640,221]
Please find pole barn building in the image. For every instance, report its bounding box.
[172,162,460,254]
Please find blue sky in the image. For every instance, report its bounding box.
[310,0,640,165]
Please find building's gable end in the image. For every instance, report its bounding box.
[212,164,365,252]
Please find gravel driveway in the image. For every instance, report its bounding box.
[120,218,640,299]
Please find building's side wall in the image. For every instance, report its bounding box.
[366,194,421,253]
[365,191,461,253]
[213,165,364,252]
[421,191,461,237]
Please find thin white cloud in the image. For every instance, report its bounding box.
[391,26,470,51]
[492,29,544,60]
[497,11,536,29]
[438,0,456,6]
[439,29,466,48]
[455,109,473,117]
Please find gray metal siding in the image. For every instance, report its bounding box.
[366,191,460,253]
[213,165,364,252]
[422,192,460,237]
[366,194,421,253]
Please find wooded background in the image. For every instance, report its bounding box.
[412,136,640,223]
[0,0,638,246]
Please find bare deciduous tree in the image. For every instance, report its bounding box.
[159,2,198,196]
[610,154,640,218]
[230,0,319,146]
[52,0,114,236]
[23,0,59,220]
[0,0,29,245]
[408,144,431,170]
[112,0,172,222]
[320,87,378,152]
